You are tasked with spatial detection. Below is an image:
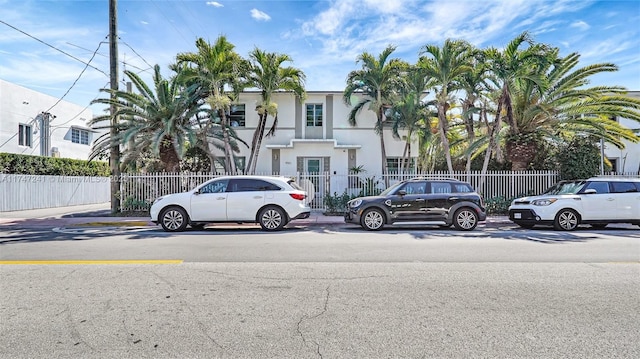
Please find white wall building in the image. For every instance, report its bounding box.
[0,79,98,160]
[227,91,418,176]
[603,91,640,173]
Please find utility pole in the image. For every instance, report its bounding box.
[109,0,121,213]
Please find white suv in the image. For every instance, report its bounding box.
[508,177,640,230]
[150,176,311,232]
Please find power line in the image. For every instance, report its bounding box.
[44,41,106,114]
[66,41,147,72]
[119,40,155,71]
[0,19,109,77]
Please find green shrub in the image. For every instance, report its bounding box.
[324,191,358,214]
[0,153,109,176]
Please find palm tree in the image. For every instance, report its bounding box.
[244,48,306,174]
[89,65,203,172]
[174,36,246,173]
[485,32,553,170]
[507,49,640,163]
[390,65,432,174]
[418,39,474,175]
[343,45,407,184]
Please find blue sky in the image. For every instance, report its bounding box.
[1,0,639,113]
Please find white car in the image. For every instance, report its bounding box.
[508,177,640,230]
[150,175,311,232]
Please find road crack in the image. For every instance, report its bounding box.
[296,285,330,359]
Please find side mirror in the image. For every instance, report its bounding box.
[583,189,597,194]
[397,190,407,196]
[194,189,202,195]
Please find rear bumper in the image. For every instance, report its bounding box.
[292,211,311,220]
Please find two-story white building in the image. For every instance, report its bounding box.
[226,91,418,176]
[603,91,640,173]
[0,79,98,160]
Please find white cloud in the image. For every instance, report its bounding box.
[570,20,590,31]
[140,21,149,25]
[206,1,223,7]
[250,9,271,21]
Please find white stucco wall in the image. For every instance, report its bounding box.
[229,91,418,175]
[603,91,640,173]
[0,79,97,160]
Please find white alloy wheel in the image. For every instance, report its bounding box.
[554,209,579,231]
[361,208,384,231]
[259,207,287,231]
[453,208,478,231]
[160,207,188,232]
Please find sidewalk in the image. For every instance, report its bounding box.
[0,202,511,228]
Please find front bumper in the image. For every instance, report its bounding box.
[344,208,362,224]
[508,207,553,225]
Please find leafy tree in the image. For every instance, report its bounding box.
[557,137,603,180]
[343,45,407,184]
[419,39,474,175]
[244,48,306,174]
[90,65,203,172]
[174,36,247,173]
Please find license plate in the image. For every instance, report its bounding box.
[514,213,521,219]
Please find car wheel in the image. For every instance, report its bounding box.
[452,208,478,231]
[554,209,580,231]
[516,223,535,229]
[160,207,188,232]
[360,208,385,231]
[258,206,287,231]
[591,223,607,229]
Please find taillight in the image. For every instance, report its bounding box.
[290,193,306,201]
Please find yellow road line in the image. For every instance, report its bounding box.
[0,260,183,265]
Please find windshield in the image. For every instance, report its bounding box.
[544,181,586,195]
[379,181,405,196]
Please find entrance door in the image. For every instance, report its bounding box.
[304,158,322,205]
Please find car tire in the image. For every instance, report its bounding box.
[360,208,385,231]
[258,206,287,231]
[591,223,607,229]
[452,208,478,231]
[554,209,580,231]
[160,207,188,232]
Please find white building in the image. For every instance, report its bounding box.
[603,91,640,173]
[0,79,98,160]
[227,91,418,176]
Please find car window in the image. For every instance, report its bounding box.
[635,182,640,192]
[453,183,473,193]
[611,181,638,193]
[582,181,609,194]
[545,181,586,194]
[199,179,229,194]
[430,182,451,194]
[401,182,426,194]
[228,179,281,192]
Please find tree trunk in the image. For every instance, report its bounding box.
[506,140,537,171]
[219,109,236,174]
[159,137,181,173]
[438,103,454,175]
[246,112,267,174]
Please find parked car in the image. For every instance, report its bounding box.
[150,176,311,232]
[344,177,486,231]
[508,177,640,231]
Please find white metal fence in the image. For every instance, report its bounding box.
[0,174,110,211]
[119,171,565,212]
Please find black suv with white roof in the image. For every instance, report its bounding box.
[344,178,486,231]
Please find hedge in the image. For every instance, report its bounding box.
[0,153,110,176]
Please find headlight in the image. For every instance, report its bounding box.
[349,199,363,208]
[531,198,557,206]
[153,196,165,205]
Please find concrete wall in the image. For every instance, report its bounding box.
[0,79,98,160]
[0,174,110,211]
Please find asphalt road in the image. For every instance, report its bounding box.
[1,225,639,358]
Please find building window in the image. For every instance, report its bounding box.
[71,128,90,145]
[214,156,245,174]
[18,124,33,147]
[386,157,415,173]
[229,104,245,127]
[306,104,323,127]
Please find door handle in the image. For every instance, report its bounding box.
[415,199,425,202]
[449,197,459,201]
[607,198,615,201]
[217,197,225,200]
[253,196,263,199]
